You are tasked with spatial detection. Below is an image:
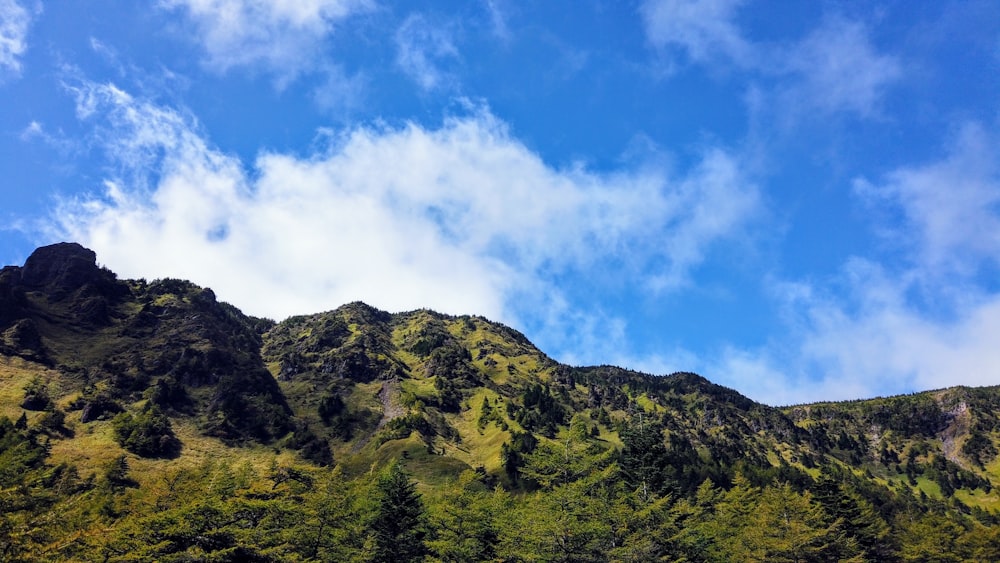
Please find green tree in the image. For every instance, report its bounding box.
[103,454,138,491]
[669,478,722,561]
[294,467,367,562]
[618,417,669,501]
[368,462,429,563]
[895,512,965,563]
[813,473,891,560]
[112,405,181,458]
[506,476,614,562]
[427,470,502,562]
[747,483,851,562]
[707,473,762,561]
[957,523,1000,561]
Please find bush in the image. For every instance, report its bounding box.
[286,422,334,466]
[20,377,53,411]
[112,406,181,458]
[75,393,125,422]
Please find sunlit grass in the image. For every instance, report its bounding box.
[0,356,49,420]
[914,476,942,498]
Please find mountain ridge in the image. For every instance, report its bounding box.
[2,242,1000,560]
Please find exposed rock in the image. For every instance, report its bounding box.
[1,318,48,363]
[20,242,101,295]
[80,394,125,422]
[0,266,28,326]
[19,243,128,318]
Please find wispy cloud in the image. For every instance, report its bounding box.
[640,0,753,68]
[711,122,1000,405]
[0,0,33,77]
[160,0,372,85]
[641,2,901,121]
[778,259,1000,403]
[854,123,1000,275]
[482,0,511,42]
[778,17,901,118]
[395,14,460,92]
[311,63,368,116]
[50,81,761,352]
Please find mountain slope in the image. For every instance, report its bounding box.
[2,243,1000,561]
[2,243,999,490]
[0,242,291,446]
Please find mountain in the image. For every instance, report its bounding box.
[1,242,999,561]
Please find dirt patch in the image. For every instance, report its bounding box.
[377,378,405,429]
[940,401,969,466]
[352,378,405,453]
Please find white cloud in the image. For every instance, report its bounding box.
[51,82,760,339]
[19,119,41,139]
[160,0,371,84]
[711,122,1000,405]
[395,14,460,92]
[780,260,1000,402]
[779,17,901,117]
[0,0,32,77]
[640,3,901,121]
[482,0,510,42]
[640,0,752,67]
[699,272,1000,406]
[854,123,1000,275]
[647,147,761,291]
[311,63,367,115]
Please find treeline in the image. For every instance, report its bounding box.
[3,414,999,562]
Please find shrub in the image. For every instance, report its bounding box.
[112,406,181,458]
[20,377,53,411]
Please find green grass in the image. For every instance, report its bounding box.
[634,393,660,414]
[956,486,1000,511]
[447,388,513,473]
[0,356,49,420]
[914,476,943,498]
[401,377,437,401]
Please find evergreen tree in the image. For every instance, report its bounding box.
[427,470,501,562]
[296,467,365,561]
[895,512,965,563]
[813,473,891,561]
[618,417,669,501]
[369,462,429,563]
[669,479,721,561]
[749,483,850,562]
[103,454,136,491]
[111,405,181,458]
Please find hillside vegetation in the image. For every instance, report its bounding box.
[1,243,999,561]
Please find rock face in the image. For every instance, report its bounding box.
[15,242,130,326]
[21,243,102,294]
[0,266,28,326]
[0,318,47,363]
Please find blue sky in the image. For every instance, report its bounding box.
[1,0,999,405]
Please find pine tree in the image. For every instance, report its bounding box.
[813,473,891,561]
[426,470,501,562]
[750,483,850,562]
[296,467,365,561]
[369,462,429,563]
[104,454,137,491]
[618,418,669,501]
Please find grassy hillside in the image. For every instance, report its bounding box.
[2,243,1000,561]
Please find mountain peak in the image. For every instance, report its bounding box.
[20,242,104,296]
